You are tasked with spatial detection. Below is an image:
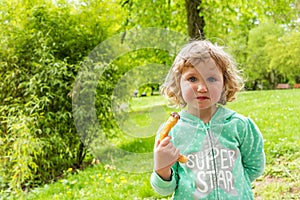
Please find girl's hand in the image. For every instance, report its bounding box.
[154,136,179,180]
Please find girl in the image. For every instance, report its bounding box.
[150,40,265,199]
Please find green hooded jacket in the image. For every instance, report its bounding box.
[151,106,265,200]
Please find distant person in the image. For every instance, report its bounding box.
[133,89,138,97]
[151,40,265,199]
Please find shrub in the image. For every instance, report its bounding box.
[0,0,116,193]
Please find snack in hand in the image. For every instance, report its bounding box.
[159,112,188,163]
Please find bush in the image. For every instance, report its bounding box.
[0,0,116,193]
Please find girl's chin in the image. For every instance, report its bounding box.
[188,105,217,112]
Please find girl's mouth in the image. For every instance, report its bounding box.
[196,96,209,101]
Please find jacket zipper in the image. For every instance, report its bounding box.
[205,123,220,200]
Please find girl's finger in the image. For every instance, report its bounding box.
[159,136,172,147]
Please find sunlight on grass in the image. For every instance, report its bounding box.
[22,165,164,200]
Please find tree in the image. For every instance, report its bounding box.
[247,22,284,89]
[267,30,300,85]
[185,0,205,39]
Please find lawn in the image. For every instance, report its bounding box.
[13,89,300,199]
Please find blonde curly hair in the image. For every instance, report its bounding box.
[160,40,244,108]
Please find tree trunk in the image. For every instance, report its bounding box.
[185,0,205,39]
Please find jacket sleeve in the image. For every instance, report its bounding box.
[150,125,178,196]
[150,166,178,196]
[239,118,265,182]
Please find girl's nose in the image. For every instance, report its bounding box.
[197,82,208,92]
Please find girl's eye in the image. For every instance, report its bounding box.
[187,76,197,82]
[207,77,217,82]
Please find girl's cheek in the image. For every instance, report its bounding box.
[181,82,194,91]
[181,84,196,99]
[207,81,223,90]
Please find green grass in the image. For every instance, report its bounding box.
[17,164,162,200]
[11,89,300,199]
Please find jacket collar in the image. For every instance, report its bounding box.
[179,106,236,127]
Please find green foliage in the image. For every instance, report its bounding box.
[96,63,123,138]
[0,0,124,193]
[202,0,299,42]
[267,30,300,83]
[246,22,285,89]
[1,113,41,193]
[121,0,186,34]
[246,22,300,89]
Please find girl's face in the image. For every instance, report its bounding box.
[180,58,224,117]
